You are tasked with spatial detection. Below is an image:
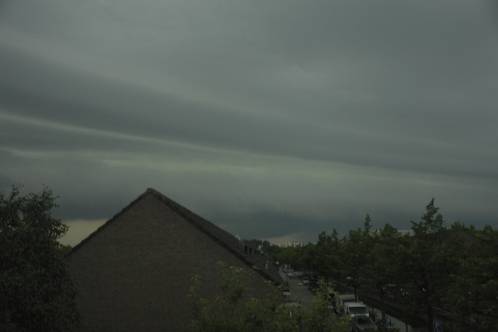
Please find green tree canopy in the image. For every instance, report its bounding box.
[268,199,498,331]
[189,262,349,332]
[0,187,78,332]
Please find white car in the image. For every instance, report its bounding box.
[336,294,356,314]
[351,316,378,331]
[344,302,369,318]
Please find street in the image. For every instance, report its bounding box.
[287,277,315,306]
[279,269,315,307]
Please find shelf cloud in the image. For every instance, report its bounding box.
[1,0,497,242]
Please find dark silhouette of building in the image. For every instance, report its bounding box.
[66,188,281,332]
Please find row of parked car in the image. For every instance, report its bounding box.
[281,268,378,331]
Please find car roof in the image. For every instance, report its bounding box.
[345,302,366,307]
[338,294,355,299]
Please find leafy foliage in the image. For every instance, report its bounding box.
[269,200,498,332]
[189,262,349,332]
[0,187,78,332]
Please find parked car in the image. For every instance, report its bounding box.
[336,294,356,314]
[344,302,369,318]
[351,316,378,331]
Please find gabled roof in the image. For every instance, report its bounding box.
[67,188,282,285]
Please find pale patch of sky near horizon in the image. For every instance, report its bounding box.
[61,219,106,246]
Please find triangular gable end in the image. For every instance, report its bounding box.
[66,188,281,285]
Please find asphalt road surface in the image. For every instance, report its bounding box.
[279,270,315,307]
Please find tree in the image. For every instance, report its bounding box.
[341,215,375,301]
[367,224,404,326]
[272,243,316,272]
[303,281,350,332]
[313,230,341,280]
[0,187,78,332]
[189,262,349,332]
[267,200,498,331]
[443,224,498,331]
[398,199,453,332]
[363,214,372,234]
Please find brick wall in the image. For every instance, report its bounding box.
[67,194,275,332]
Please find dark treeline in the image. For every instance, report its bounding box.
[267,200,498,332]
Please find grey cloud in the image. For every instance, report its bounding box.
[2,143,497,236]
[0,0,497,241]
[1,49,497,184]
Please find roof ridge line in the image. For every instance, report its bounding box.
[146,189,280,284]
[65,188,281,285]
[65,189,151,258]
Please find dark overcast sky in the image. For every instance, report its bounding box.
[1,0,497,244]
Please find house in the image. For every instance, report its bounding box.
[66,188,281,332]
